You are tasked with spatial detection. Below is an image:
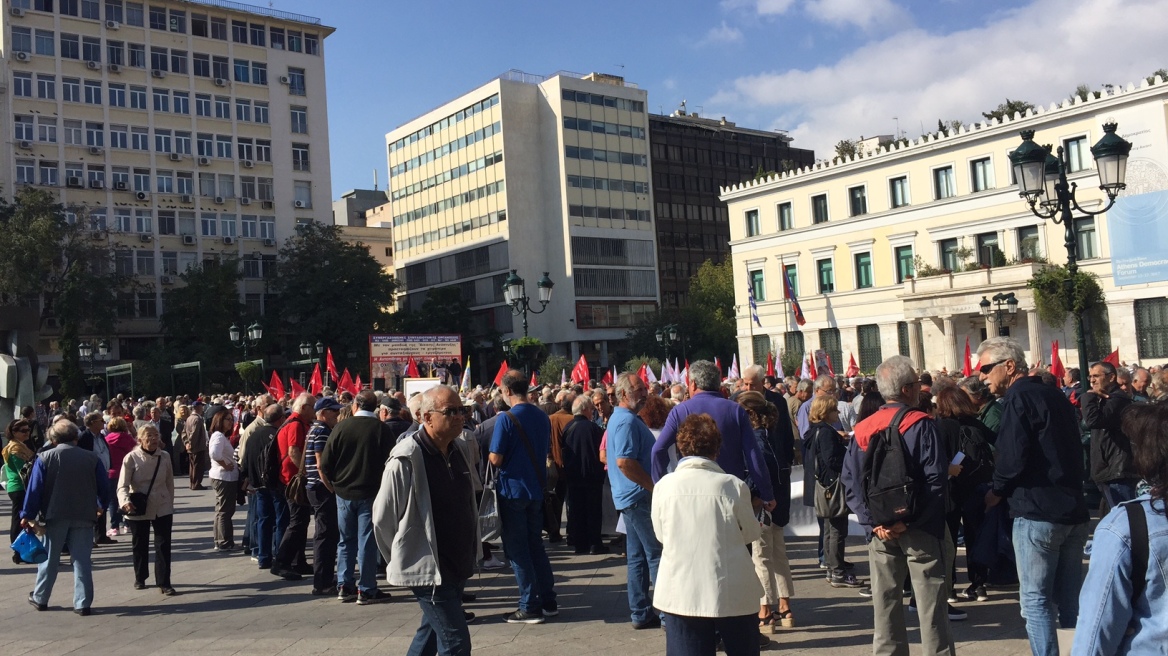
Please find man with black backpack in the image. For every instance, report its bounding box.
[841,355,954,656]
[240,404,287,572]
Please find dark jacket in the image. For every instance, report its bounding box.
[560,415,605,486]
[751,425,792,526]
[991,376,1088,525]
[21,443,111,525]
[810,422,846,487]
[240,423,277,489]
[383,416,413,443]
[319,416,395,500]
[1080,389,1137,484]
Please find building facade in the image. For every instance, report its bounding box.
[2,0,334,361]
[387,70,657,380]
[649,111,813,308]
[332,187,387,227]
[723,78,1168,374]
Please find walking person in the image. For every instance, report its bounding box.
[78,412,114,545]
[104,417,137,538]
[208,407,239,550]
[305,396,343,597]
[185,401,209,490]
[4,420,35,558]
[21,418,111,615]
[117,424,177,595]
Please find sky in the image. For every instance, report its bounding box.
[264,0,1168,199]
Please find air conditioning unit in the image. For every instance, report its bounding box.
[278,75,290,85]
[214,196,225,205]
[179,194,193,203]
[90,231,104,240]
[108,64,121,73]
[241,160,254,168]
[89,146,104,155]
[222,236,235,245]
[134,191,148,201]
[168,153,182,161]
[263,238,276,247]
[197,157,210,166]
[293,200,306,208]
[261,201,273,210]
[214,78,228,87]
[15,52,30,62]
[239,197,251,206]
[105,20,120,29]
[151,69,166,79]
[138,233,152,242]
[10,7,26,16]
[86,61,101,70]
[182,235,196,245]
[67,176,84,188]
[88,180,104,189]
[18,140,32,150]
[160,275,173,285]
[113,181,129,191]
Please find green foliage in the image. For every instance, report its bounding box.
[912,255,947,278]
[1148,68,1168,84]
[538,355,571,387]
[623,355,662,375]
[160,256,245,365]
[1027,265,1108,348]
[686,259,736,359]
[235,360,262,385]
[834,139,858,161]
[509,336,544,349]
[982,98,1036,122]
[779,350,803,378]
[1071,84,1102,102]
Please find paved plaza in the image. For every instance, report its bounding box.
[0,487,1042,656]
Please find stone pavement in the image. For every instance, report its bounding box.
[0,487,1041,656]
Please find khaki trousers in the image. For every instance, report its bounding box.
[752,522,794,603]
[868,527,955,656]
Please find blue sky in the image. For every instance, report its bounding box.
[266,0,1167,199]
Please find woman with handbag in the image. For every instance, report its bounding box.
[808,395,864,589]
[117,424,177,595]
[105,417,138,538]
[3,420,35,561]
[208,407,239,550]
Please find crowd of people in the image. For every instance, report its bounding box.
[3,337,1167,656]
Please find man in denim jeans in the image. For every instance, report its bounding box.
[489,370,557,624]
[978,337,1089,656]
[606,372,663,630]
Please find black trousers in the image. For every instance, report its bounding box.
[565,483,603,550]
[543,476,567,540]
[8,490,26,543]
[308,486,338,591]
[277,500,311,569]
[128,514,173,588]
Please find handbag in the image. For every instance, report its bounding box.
[127,455,162,517]
[11,529,48,564]
[284,435,309,507]
[478,462,502,543]
[814,478,849,518]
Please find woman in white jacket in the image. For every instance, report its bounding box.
[652,413,765,656]
[117,424,176,595]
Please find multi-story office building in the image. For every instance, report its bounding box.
[723,78,1168,372]
[649,110,813,308]
[2,0,334,361]
[387,69,656,381]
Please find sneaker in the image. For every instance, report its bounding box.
[27,592,46,611]
[1083,539,1093,556]
[858,586,873,598]
[957,585,979,602]
[106,529,119,539]
[947,593,958,604]
[250,556,259,563]
[633,615,661,630]
[356,589,391,605]
[96,535,116,545]
[505,609,546,624]
[338,586,358,603]
[481,555,506,569]
[118,526,129,536]
[464,611,477,623]
[134,581,147,590]
[975,586,989,602]
[311,586,338,597]
[948,604,968,621]
[542,600,559,617]
[818,561,828,570]
[160,587,178,596]
[829,573,864,588]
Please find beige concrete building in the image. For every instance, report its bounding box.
[723,77,1168,373]
[387,70,657,376]
[338,224,393,273]
[2,0,334,361]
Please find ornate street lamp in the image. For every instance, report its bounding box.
[979,292,1018,337]
[502,269,555,338]
[229,320,263,361]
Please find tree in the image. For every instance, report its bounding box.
[159,256,245,367]
[834,139,858,161]
[1071,84,1101,102]
[935,119,963,137]
[981,98,1035,122]
[538,355,571,387]
[623,355,663,375]
[1147,68,1168,84]
[687,259,737,359]
[0,188,134,397]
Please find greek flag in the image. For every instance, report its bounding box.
[747,279,762,327]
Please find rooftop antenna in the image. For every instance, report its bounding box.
[679,99,687,115]
[893,116,900,140]
[615,64,625,71]
[373,168,378,191]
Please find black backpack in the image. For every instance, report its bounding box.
[256,424,285,490]
[955,420,995,489]
[862,406,923,526]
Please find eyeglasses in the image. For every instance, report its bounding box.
[978,360,1008,375]
[428,407,468,418]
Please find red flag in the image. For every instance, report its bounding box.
[289,378,306,397]
[326,348,339,381]
[1103,348,1120,368]
[338,369,354,394]
[601,367,614,385]
[529,371,538,388]
[405,356,420,378]
[268,370,286,400]
[637,364,649,386]
[309,363,323,396]
[354,374,363,392]
[683,360,690,385]
[1050,340,1065,379]
[845,353,859,377]
[826,354,836,377]
[766,352,776,377]
[714,357,721,376]
[962,337,973,378]
[570,354,590,383]
[492,360,508,387]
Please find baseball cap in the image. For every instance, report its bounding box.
[314,397,343,413]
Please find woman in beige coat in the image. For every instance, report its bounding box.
[117,424,177,595]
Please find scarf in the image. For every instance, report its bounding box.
[2,438,34,465]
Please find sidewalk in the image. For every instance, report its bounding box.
[0,487,1036,655]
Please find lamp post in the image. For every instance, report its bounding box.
[78,339,110,393]
[229,321,263,361]
[655,323,685,360]
[979,292,1018,337]
[1009,123,1131,379]
[503,269,554,338]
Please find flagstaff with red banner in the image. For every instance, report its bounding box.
[845,353,859,378]
[1050,340,1065,380]
[267,371,286,400]
[309,363,324,396]
[570,354,590,384]
[962,337,973,378]
[765,352,776,377]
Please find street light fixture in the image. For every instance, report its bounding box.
[78,339,110,393]
[655,323,686,360]
[502,269,555,337]
[979,292,1018,337]
[229,320,263,360]
[1009,122,1132,378]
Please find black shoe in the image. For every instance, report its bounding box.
[160,587,178,596]
[841,561,856,570]
[74,607,92,616]
[589,545,610,555]
[356,589,391,605]
[505,609,545,624]
[12,552,24,565]
[464,611,477,623]
[547,535,562,543]
[134,581,146,590]
[312,586,338,597]
[27,592,46,611]
[293,563,314,576]
[462,592,476,603]
[858,585,873,598]
[338,586,358,603]
[948,604,968,621]
[633,615,661,630]
[574,547,590,555]
[95,535,116,545]
[829,573,864,588]
[270,567,302,581]
[542,600,558,617]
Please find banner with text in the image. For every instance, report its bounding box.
[369,334,462,381]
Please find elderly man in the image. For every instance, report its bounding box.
[840,355,953,656]
[1081,361,1137,509]
[796,375,857,439]
[237,393,274,556]
[589,388,613,428]
[374,386,479,656]
[668,383,687,402]
[1131,367,1151,403]
[560,396,606,555]
[979,338,1088,656]
[22,419,111,615]
[184,401,209,490]
[545,390,576,543]
[271,393,315,581]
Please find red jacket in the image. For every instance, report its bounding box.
[277,414,311,486]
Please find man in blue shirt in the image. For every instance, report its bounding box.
[606,372,662,629]
[490,370,557,624]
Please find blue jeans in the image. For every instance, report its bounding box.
[242,490,256,552]
[1013,518,1089,656]
[337,496,378,593]
[33,520,95,610]
[253,487,288,567]
[499,496,556,614]
[620,499,662,624]
[408,581,470,656]
[663,612,759,656]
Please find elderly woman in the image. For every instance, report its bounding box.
[807,395,862,588]
[3,420,35,557]
[104,417,138,538]
[652,414,765,656]
[118,424,177,595]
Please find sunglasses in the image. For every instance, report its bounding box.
[14,428,31,434]
[978,359,1008,375]
[428,407,468,418]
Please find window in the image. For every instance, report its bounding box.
[249,23,264,46]
[136,250,154,275]
[130,127,148,150]
[254,102,269,124]
[749,269,765,302]
[85,121,103,146]
[269,27,284,49]
[940,238,960,271]
[155,170,172,192]
[210,17,227,40]
[60,33,79,59]
[784,331,805,359]
[257,178,273,201]
[12,27,33,54]
[236,138,253,160]
[259,217,275,239]
[82,37,101,62]
[158,212,175,235]
[198,173,215,196]
[1075,217,1097,259]
[977,232,1003,266]
[85,165,104,187]
[819,328,842,376]
[215,135,232,159]
[848,186,867,216]
[217,174,234,198]
[305,33,318,55]
[233,59,250,83]
[854,252,873,289]
[220,215,236,237]
[13,73,32,98]
[1135,298,1168,360]
[150,46,168,71]
[15,159,34,185]
[39,161,58,186]
[752,335,771,367]
[215,96,230,119]
[173,92,189,114]
[35,29,54,56]
[287,30,302,52]
[63,120,82,145]
[191,13,207,36]
[133,167,149,191]
[81,0,99,18]
[239,176,255,199]
[108,83,125,107]
[196,133,212,157]
[113,209,132,232]
[84,80,102,104]
[139,291,159,318]
[895,246,914,283]
[897,321,911,356]
[778,202,793,231]
[235,100,252,122]
[287,67,305,95]
[152,89,169,112]
[1018,226,1041,260]
[195,94,211,117]
[783,264,798,299]
[745,209,760,237]
[178,212,196,236]
[174,131,191,155]
[128,43,145,67]
[167,9,184,33]
[811,194,829,224]
[290,106,307,134]
[106,40,123,65]
[231,20,246,43]
[201,214,217,236]
[129,85,146,109]
[148,5,165,29]
[110,166,128,187]
[294,181,312,208]
[161,251,177,275]
[933,166,956,199]
[14,115,34,141]
[105,1,124,22]
[212,56,229,80]
[176,171,192,194]
[61,77,80,102]
[193,53,210,77]
[970,157,994,192]
[255,140,271,162]
[37,74,55,99]
[241,215,257,238]
[816,259,834,294]
[1065,136,1089,173]
[38,117,57,143]
[857,324,882,372]
[135,210,151,234]
[170,50,187,74]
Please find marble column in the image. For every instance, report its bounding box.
[1027,310,1042,366]
[942,316,958,373]
[985,314,999,339]
[909,319,925,370]
[600,340,609,368]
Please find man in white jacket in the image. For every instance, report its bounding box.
[373,385,479,656]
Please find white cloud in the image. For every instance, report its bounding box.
[804,0,906,29]
[708,0,1167,158]
[720,0,796,15]
[702,21,745,45]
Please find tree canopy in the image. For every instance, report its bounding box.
[160,256,246,366]
[981,99,1036,122]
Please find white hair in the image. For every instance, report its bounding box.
[291,392,315,412]
[875,355,918,402]
[742,364,765,383]
[976,337,1028,371]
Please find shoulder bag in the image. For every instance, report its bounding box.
[127,454,162,517]
[284,425,310,507]
[478,461,502,543]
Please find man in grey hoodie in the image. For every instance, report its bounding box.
[374,385,479,656]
